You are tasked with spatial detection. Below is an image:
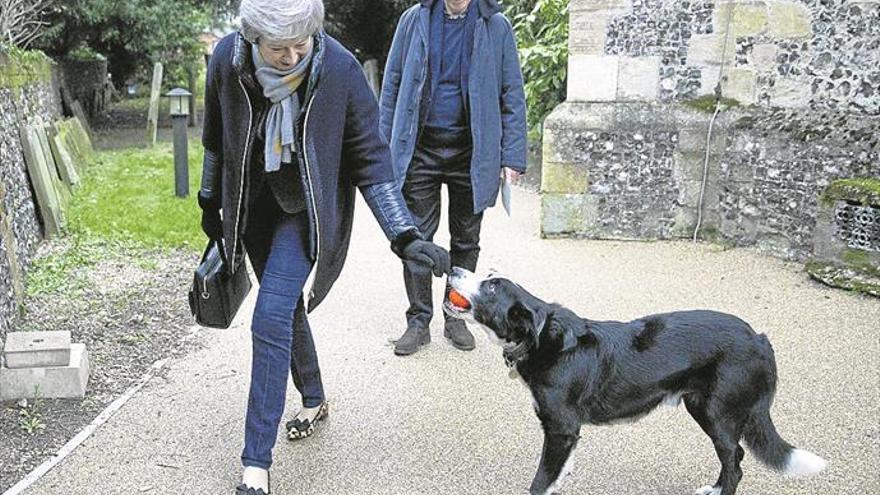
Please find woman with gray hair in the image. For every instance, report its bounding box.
[197,0,451,492]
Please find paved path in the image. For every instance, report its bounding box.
[24,189,880,494]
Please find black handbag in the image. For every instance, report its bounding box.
[188,241,252,329]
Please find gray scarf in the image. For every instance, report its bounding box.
[252,43,314,172]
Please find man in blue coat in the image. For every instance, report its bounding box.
[380,0,527,355]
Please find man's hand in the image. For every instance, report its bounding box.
[502,167,523,185]
[402,240,451,277]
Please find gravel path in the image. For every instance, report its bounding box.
[19,188,880,495]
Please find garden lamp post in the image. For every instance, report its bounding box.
[166,88,191,198]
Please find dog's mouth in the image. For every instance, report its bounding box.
[446,288,472,312]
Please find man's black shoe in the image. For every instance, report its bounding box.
[444,319,475,351]
[394,326,430,355]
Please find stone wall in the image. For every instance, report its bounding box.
[543,0,880,261]
[0,51,63,338]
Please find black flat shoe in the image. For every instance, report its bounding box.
[235,485,269,495]
[286,401,329,440]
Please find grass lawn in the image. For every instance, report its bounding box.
[26,141,206,295]
[68,142,205,249]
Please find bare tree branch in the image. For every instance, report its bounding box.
[0,0,53,49]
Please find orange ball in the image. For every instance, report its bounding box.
[449,289,470,309]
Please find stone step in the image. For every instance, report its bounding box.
[3,330,71,369]
[0,344,90,400]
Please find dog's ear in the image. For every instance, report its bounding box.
[508,301,547,347]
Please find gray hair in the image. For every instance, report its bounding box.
[240,0,324,44]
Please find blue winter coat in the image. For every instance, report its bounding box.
[379,0,528,214]
[201,32,421,311]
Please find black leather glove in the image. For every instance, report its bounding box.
[197,192,223,242]
[402,239,451,277]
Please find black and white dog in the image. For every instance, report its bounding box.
[444,268,826,495]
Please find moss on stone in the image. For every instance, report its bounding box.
[682,95,741,113]
[806,260,880,298]
[821,177,880,206]
[839,248,880,278]
[0,47,53,91]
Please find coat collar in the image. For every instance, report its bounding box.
[419,0,501,19]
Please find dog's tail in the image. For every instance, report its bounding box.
[743,336,827,477]
[743,405,826,477]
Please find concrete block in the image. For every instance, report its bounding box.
[618,56,661,102]
[768,1,812,38]
[567,55,619,102]
[0,344,89,400]
[3,331,71,369]
[542,162,589,194]
[722,68,758,105]
[541,194,599,236]
[770,77,812,108]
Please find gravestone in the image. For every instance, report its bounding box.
[146,62,164,146]
[35,123,71,209]
[363,59,380,96]
[70,100,93,141]
[47,124,81,187]
[19,125,63,238]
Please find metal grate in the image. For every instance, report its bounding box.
[835,202,880,252]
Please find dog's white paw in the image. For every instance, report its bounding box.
[694,485,721,495]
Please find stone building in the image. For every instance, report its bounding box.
[542,0,879,263]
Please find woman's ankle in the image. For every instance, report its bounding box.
[241,466,269,491]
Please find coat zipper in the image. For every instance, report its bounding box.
[233,78,254,273]
[301,93,321,302]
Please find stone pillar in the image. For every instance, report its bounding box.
[540,0,821,241]
[542,0,730,240]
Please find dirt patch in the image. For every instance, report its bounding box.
[0,243,202,492]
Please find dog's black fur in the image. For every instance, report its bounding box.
[445,268,825,495]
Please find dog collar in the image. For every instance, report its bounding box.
[502,341,532,370]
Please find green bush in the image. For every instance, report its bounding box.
[505,0,569,137]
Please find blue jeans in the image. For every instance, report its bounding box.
[241,204,325,470]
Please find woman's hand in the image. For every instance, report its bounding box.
[402,240,451,277]
[198,192,223,242]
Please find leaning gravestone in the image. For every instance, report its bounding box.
[36,123,72,209]
[19,125,64,238]
[146,62,164,146]
[0,331,90,400]
[70,100,93,141]
[47,124,81,188]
